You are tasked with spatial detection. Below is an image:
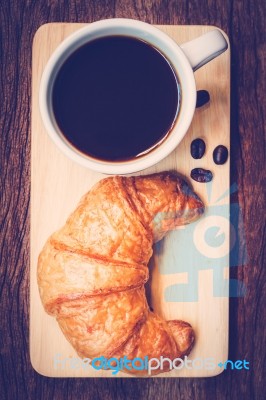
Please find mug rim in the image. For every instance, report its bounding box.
[39,18,196,174]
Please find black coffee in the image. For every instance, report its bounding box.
[52,36,180,161]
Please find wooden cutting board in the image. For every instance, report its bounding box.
[30,23,230,378]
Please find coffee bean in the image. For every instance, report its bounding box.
[191,168,213,183]
[196,90,210,108]
[191,138,206,159]
[213,145,228,165]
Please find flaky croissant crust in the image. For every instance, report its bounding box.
[38,172,204,376]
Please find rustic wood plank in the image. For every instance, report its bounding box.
[0,0,265,399]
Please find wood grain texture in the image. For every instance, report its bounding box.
[0,0,265,399]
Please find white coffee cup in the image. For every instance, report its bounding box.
[39,19,228,174]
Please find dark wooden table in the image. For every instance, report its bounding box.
[0,1,265,399]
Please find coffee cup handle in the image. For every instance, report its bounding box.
[180,29,228,71]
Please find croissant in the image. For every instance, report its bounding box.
[37,171,204,376]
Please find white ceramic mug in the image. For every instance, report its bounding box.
[39,19,228,174]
